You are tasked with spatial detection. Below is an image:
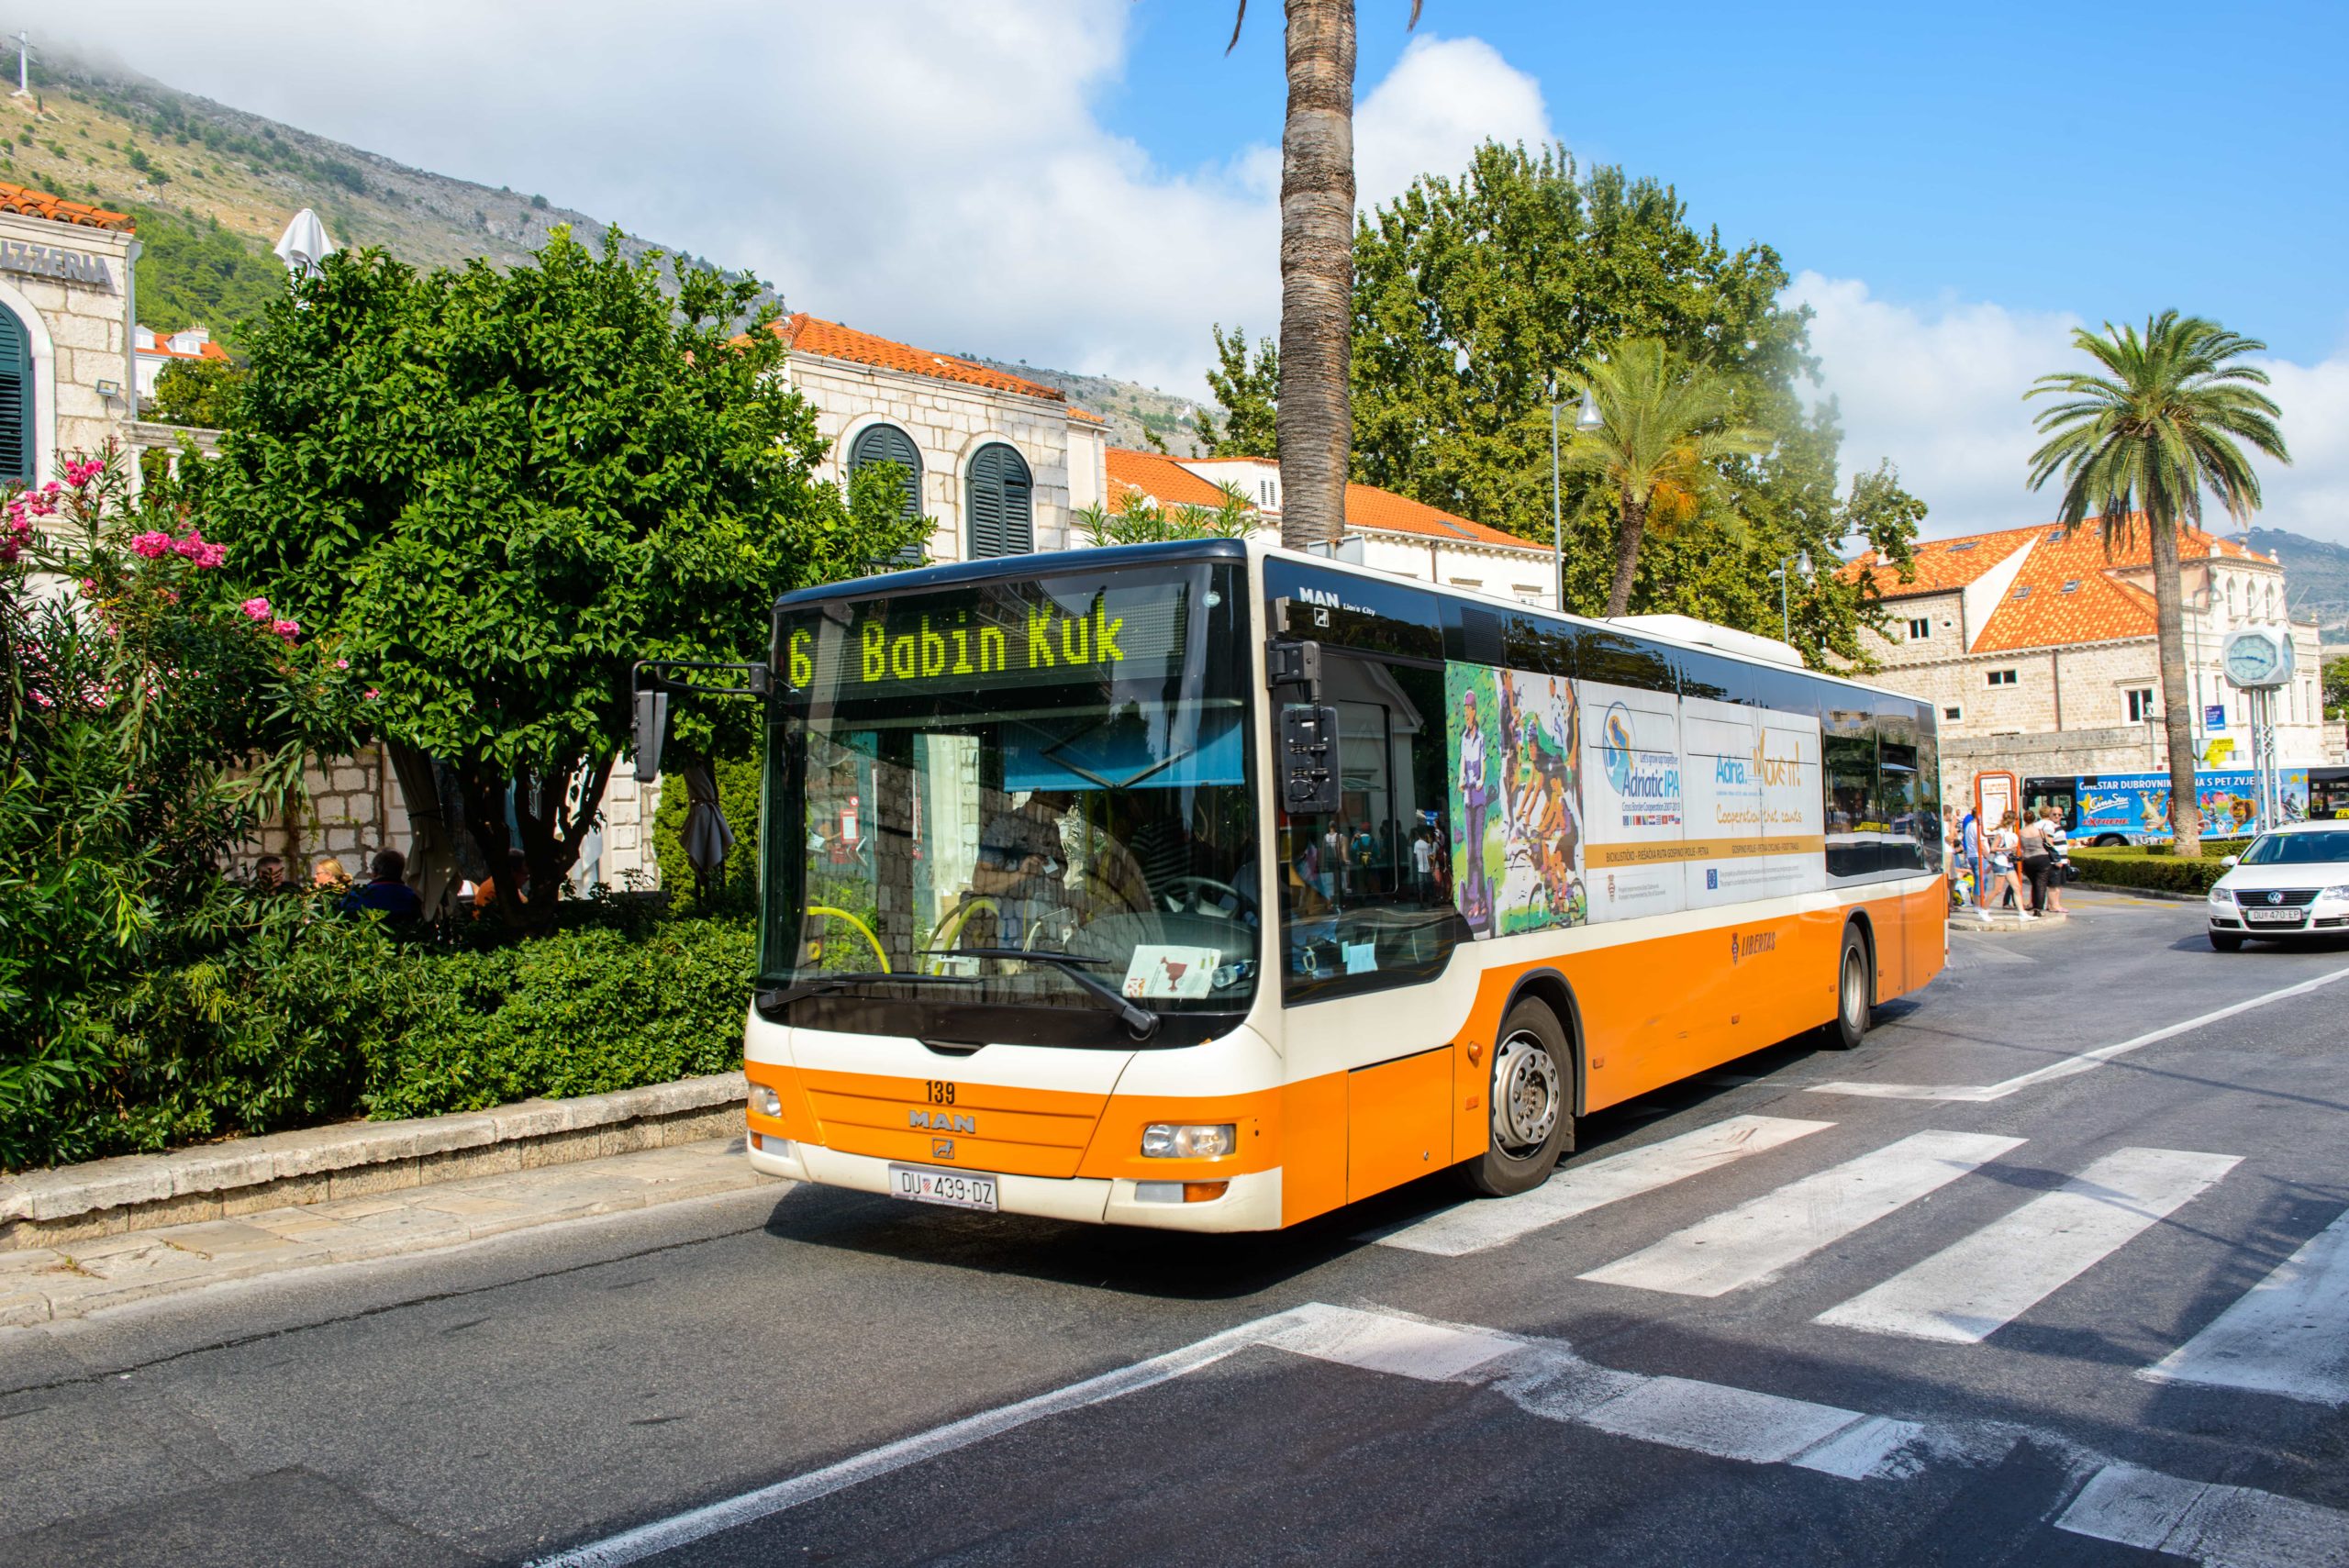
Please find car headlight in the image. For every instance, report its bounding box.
[1141,1123,1236,1159]
[2322,885,2349,903]
[2207,886,2234,906]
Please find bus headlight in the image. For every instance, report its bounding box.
[1141,1123,1236,1159]
[751,1084,784,1118]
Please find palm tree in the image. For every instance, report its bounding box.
[1229,2,1419,550]
[2026,312,2289,858]
[1560,339,1769,617]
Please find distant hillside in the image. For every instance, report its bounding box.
[6,47,761,341]
[2245,527,2349,648]
[969,358,1211,457]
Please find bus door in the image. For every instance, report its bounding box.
[2022,775,2080,831]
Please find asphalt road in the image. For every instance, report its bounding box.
[6,893,2349,1568]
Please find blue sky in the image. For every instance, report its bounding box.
[34,0,2349,543]
[1110,1,2349,364]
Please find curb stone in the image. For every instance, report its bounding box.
[0,1072,746,1251]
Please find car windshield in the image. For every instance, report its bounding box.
[763,557,1260,1047]
[2238,831,2349,866]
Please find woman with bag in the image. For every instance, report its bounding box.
[2018,807,2055,917]
[2039,805,2070,915]
[1980,812,2027,922]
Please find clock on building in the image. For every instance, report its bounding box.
[2221,628,2291,689]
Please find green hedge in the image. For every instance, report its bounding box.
[2067,847,2229,895]
[8,913,753,1173]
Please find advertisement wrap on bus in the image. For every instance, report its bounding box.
[2069,769,2310,842]
[642,539,1946,1234]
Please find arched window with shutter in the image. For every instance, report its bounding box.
[849,423,925,563]
[964,442,1032,560]
[0,304,30,488]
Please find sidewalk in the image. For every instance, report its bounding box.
[0,1135,774,1328]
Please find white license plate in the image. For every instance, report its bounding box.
[887,1164,999,1212]
[2244,908,2306,924]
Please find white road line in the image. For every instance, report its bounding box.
[531,1302,2347,1568]
[525,1308,1315,1567]
[1579,1130,2025,1298]
[2141,1207,2349,1407]
[1368,1115,1834,1257]
[2056,1462,2349,1568]
[1817,1147,2242,1344]
[1808,963,2349,1103]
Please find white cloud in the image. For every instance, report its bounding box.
[1794,273,2349,548]
[23,4,1549,397]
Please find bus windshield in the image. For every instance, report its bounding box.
[766,557,1260,1046]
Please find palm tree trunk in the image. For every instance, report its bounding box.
[2147,518,2201,858]
[1603,489,1646,617]
[1274,0,1354,550]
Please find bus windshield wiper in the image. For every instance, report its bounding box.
[924,948,1160,1041]
[757,971,980,1012]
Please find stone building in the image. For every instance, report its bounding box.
[768,314,1108,564]
[0,180,139,487]
[1103,447,1559,605]
[1844,517,2334,791]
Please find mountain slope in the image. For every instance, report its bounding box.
[966,357,1210,457]
[2244,527,2349,647]
[9,48,739,338]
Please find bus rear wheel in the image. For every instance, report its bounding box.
[1463,997,1575,1197]
[1822,925,1873,1051]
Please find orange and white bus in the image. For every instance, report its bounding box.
[736,539,1944,1229]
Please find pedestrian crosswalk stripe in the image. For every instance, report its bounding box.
[1368,1114,1834,1256]
[1578,1129,2025,1298]
[1814,1147,2241,1343]
[2056,1461,2349,1566]
[2141,1207,2349,1407]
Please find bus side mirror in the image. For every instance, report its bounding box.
[634,688,671,784]
[1279,703,1341,815]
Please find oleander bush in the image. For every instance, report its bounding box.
[2067,847,2230,895]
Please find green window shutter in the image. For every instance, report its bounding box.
[966,443,1032,560]
[0,306,28,487]
[849,423,924,563]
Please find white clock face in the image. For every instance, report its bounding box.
[2223,633,2287,688]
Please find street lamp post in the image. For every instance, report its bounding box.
[1768,559,1791,644]
[1550,387,1602,612]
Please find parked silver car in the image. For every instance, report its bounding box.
[2206,820,2349,951]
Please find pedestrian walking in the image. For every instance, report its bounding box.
[2039,804,2071,915]
[1980,811,2029,921]
[2018,807,2056,917]
[1959,802,1986,912]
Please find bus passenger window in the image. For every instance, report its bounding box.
[1280,657,1464,1001]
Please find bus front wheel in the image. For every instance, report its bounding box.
[1822,926,1873,1051]
[1463,997,1575,1197]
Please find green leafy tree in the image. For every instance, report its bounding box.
[203,228,922,911]
[1349,143,1921,655]
[1560,338,1770,617]
[148,355,248,428]
[1074,484,1260,546]
[2027,312,2290,857]
[125,205,289,345]
[2323,653,2347,719]
[1193,323,1280,458]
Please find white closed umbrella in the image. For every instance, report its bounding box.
[273,208,339,277]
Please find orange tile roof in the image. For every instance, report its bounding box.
[1067,406,1108,426]
[1849,515,2279,651]
[768,314,1064,402]
[1341,483,1543,551]
[0,180,134,232]
[1971,517,2270,652]
[1106,447,1238,510]
[137,338,231,364]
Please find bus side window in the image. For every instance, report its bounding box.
[1279,656,1463,1003]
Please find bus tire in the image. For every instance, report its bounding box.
[1822,924,1873,1051]
[1463,997,1575,1197]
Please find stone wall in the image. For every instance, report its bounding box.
[0,208,139,483]
[785,354,1078,564]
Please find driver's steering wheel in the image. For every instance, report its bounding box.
[1161,874,1244,915]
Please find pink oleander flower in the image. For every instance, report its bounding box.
[335,658,350,669]
[240,596,273,620]
[132,530,176,559]
[363,688,381,700]
[190,542,228,569]
[62,459,106,487]
[271,617,300,640]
